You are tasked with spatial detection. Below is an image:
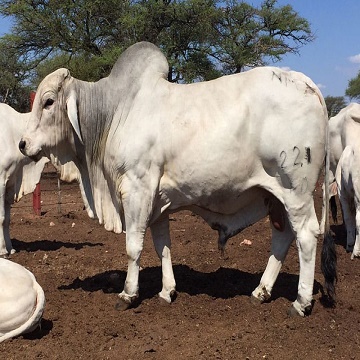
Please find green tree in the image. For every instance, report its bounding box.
[346,71,360,101]
[211,0,313,74]
[0,0,314,108]
[0,38,32,111]
[324,96,347,118]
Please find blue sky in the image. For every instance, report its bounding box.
[250,0,360,98]
[1,1,360,98]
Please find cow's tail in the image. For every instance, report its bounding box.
[0,272,45,343]
[321,122,337,307]
[330,196,338,224]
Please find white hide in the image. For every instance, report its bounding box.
[0,258,45,342]
[0,103,111,256]
[335,146,360,258]
[0,104,48,256]
[20,42,328,316]
[320,103,360,233]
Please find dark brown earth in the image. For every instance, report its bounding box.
[1,164,360,360]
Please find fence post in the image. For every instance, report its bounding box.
[30,91,42,216]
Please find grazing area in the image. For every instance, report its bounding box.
[1,165,360,359]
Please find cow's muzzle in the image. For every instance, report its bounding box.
[18,139,44,162]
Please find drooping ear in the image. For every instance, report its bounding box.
[66,91,83,144]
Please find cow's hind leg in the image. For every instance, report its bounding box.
[287,199,319,316]
[351,195,360,259]
[339,192,356,253]
[252,207,294,303]
[150,216,176,303]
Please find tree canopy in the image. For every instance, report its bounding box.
[324,96,347,118]
[346,71,360,101]
[0,0,314,111]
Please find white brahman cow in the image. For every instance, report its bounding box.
[335,145,360,259]
[0,258,45,342]
[0,104,48,256]
[320,103,360,232]
[19,42,331,316]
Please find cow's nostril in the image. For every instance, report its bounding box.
[19,140,26,151]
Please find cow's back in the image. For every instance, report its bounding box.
[168,67,326,182]
[0,104,24,164]
[118,66,328,212]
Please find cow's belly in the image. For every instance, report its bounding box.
[153,185,273,241]
[193,186,269,214]
[159,173,267,215]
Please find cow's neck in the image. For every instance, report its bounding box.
[74,77,118,165]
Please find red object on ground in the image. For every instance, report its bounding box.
[30,91,42,216]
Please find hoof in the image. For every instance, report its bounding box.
[169,290,177,302]
[158,290,177,305]
[0,253,9,259]
[158,296,172,306]
[250,295,263,306]
[287,305,302,317]
[10,249,16,255]
[115,298,132,311]
[287,303,312,317]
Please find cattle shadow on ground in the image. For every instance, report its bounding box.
[11,238,103,253]
[20,319,53,341]
[58,264,321,305]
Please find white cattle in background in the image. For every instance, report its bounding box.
[320,103,360,232]
[0,104,48,256]
[19,42,331,316]
[0,258,45,342]
[335,146,360,259]
[0,103,119,257]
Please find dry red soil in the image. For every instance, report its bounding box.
[1,165,360,360]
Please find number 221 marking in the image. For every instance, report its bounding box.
[280,146,301,169]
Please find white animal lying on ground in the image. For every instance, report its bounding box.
[335,145,360,259]
[0,258,45,342]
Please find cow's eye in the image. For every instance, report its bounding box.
[44,98,54,109]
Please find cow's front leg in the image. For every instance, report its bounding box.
[117,229,145,309]
[0,184,12,257]
[150,216,176,304]
[116,171,159,310]
[4,199,14,255]
[252,214,294,303]
[351,206,360,259]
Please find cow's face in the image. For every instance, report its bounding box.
[19,68,80,162]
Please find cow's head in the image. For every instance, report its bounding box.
[19,68,83,162]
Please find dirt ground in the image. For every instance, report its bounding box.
[1,164,360,360]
